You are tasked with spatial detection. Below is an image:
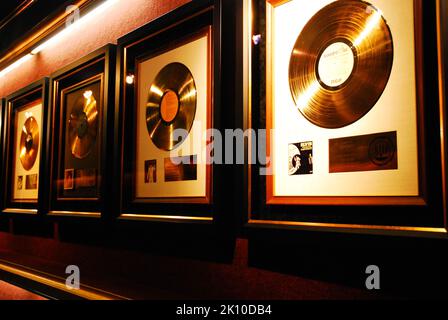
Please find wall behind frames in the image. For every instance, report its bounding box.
[0,0,190,97]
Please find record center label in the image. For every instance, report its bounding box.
[317,42,354,88]
[160,90,179,123]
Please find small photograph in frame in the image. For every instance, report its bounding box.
[64,169,75,190]
[144,160,157,184]
[17,176,23,190]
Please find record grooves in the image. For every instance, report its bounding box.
[68,90,99,159]
[288,0,394,129]
[146,62,197,151]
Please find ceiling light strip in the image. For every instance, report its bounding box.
[0,0,117,79]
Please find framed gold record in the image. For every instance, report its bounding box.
[48,45,116,218]
[133,29,211,204]
[116,0,227,223]
[267,0,422,204]
[2,78,49,215]
[243,0,448,237]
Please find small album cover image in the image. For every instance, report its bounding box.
[144,160,157,184]
[288,142,313,176]
[17,176,23,190]
[26,174,38,190]
[64,169,75,190]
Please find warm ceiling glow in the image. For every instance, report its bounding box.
[31,0,119,55]
[0,54,33,78]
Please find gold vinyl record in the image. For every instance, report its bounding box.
[19,116,39,171]
[68,90,98,159]
[289,0,394,128]
[146,62,197,151]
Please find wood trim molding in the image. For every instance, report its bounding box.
[0,260,129,300]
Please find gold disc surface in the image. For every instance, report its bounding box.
[146,62,197,151]
[68,90,98,159]
[289,0,394,128]
[19,116,39,171]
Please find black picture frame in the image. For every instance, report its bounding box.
[437,0,448,230]
[0,98,4,213]
[1,78,49,216]
[115,0,230,226]
[48,44,116,218]
[242,0,447,238]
